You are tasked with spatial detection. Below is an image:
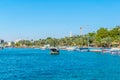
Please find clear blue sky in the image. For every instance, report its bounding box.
[0,0,120,41]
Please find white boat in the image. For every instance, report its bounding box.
[59,46,67,50]
[89,47,102,52]
[102,48,111,53]
[41,44,50,50]
[34,48,40,50]
[80,48,89,52]
[110,48,120,54]
[41,46,47,50]
[66,46,78,51]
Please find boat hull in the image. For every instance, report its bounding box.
[89,47,102,52]
[50,51,59,55]
[110,48,120,54]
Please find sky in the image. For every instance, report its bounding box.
[0,0,120,41]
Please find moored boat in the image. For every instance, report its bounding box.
[89,47,102,52]
[110,48,120,54]
[102,48,111,53]
[80,47,89,52]
[50,48,59,55]
[41,46,47,50]
[66,46,78,51]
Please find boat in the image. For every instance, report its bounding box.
[41,44,50,50]
[34,48,40,50]
[50,48,59,55]
[89,47,102,52]
[110,48,120,54]
[102,48,111,53]
[80,47,89,52]
[41,46,47,50]
[59,46,67,50]
[49,39,59,55]
[66,46,78,51]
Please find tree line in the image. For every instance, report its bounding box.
[5,26,120,48]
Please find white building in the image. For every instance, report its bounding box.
[8,42,12,46]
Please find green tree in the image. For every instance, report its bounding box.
[101,37,112,47]
[116,36,120,47]
[95,28,109,47]
[11,41,15,47]
[109,26,120,40]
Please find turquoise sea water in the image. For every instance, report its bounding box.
[0,48,120,80]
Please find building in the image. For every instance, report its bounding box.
[7,42,12,46]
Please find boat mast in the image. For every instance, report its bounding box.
[80,27,83,47]
[53,38,55,47]
[80,27,82,36]
[87,36,89,47]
